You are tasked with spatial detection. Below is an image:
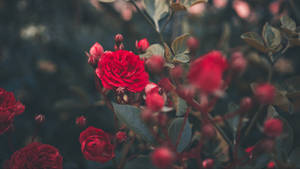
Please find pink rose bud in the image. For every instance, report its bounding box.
[35,114,45,124]
[240,97,252,111]
[146,92,164,112]
[88,42,104,67]
[170,65,183,80]
[187,36,199,52]
[230,52,247,73]
[76,116,87,127]
[263,118,283,137]
[202,124,216,139]
[136,38,149,52]
[151,147,175,169]
[146,55,165,73]
[254,83,275,104]
[145,82,159,95]
[116,131,127,143]
[114,34,124,43]
[202,158,214,169]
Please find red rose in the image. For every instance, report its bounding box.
[95,50,149,93]
[0,88,25,135]
[79,126,115,163]
[188,51,228,93]
[8,142,63,169]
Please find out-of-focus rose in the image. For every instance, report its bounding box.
[233,0,251,19]
[79,126,115,163]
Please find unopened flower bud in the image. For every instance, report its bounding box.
[146,93,164,112]
[158,78,174,92]
[170,65,183,80]
[114,34,124,43]
[76,116,86,127]
[145,82,159,95]
[151,147,175,169]
[88,42,104,67]
[230,52,247,73]
[263,118,283,137]
[116,131,127,143]
[202,158,214,169]
[146,55,165,73]
[35,114,45,124]
[267,161,275,169]
[136,38,149,52]
[254,83,275,104]
[202,124,216,139]
[187,36,199,52]
[240,97,252,111]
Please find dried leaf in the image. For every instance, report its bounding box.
[280,16,296,32]
[241,32,267,53]
[139,44,164,59]
[262,23,282,51]
[171,33,190,54]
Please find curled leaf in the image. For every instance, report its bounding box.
[241,32,267,53]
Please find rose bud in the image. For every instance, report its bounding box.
[187,36,199,52]
[146,55,165,73]
[145,82,159,95]
[240,97,252,112]
[151,147,175,169]
[136,38,149,52]
[201,123,216,139]
[230,52,247,73]
[170,65,183,80]
[146,92,164,112]
[116,131,127,143]
[114,34,124,43]
[254,83,275,104]
[35,114,45,124]
[267,161,275,169]
[76,116,86,127]
[88,42,104,67]
[202,158,214,169]
[263,118,283,137]
[158,78,174,92]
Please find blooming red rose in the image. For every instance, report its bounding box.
[8,142,63,169]
[0,88,25,135]
[79,126,115,163]
[188,51,228,93]
[95,50,149,93]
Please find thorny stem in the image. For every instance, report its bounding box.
[129,0,176,56]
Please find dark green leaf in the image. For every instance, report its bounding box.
[175,97,188,116]
[168,117,192,152]
[241,32,267,53]
[112,103,154,142]
[139,44,164,59]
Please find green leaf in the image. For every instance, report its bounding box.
[143,0,169,32]
[175,97,188,116]
[171,33,190,54]
[112,103,154,142]
[241,32,267,53]
[168,117,192,152]
[280,16,296,32]
[98,0,115,2]
[262,23,282,51]
[173,53,190,63]
[139,44,164,59]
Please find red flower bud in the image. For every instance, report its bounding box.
[146,55,165,73]
[116,131,127,143]
[76,116,86,127]
[170,65,183,80]
[151,147,175,169]
[136,38,149,52]
[35,114,45,124]
[146,93,164,112]
[145,82,159,95]
[158,78,174,92]
[114,34,124,43]
[230,52,247,73]
[254,83,275,104]
[141,108,153,122]
[202,124,216,139]
[263,118,283,137]
[267,161,275,169]
[88,42,104,66]
[240,97,252,111]
[187,36,199,52]
[202,158,214,169]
